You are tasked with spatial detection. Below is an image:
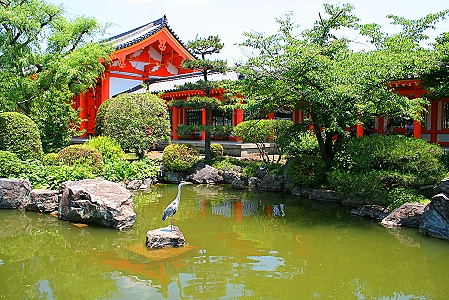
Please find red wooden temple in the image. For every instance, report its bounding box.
[73,16,449,146]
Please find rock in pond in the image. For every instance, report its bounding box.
[146,226,186,249]
[381,202,425,228]
[0,179,32,209]
[26,189,59,213]
[419,193,449,240]
[59,179,136,231]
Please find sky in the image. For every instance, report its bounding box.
[46,0,449,65]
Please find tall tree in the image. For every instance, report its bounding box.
[0,0,113,152]
[181,36,228,160]
[420,32,449,99]
[234,3,448,165]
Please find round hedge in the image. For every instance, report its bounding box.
[0,112,42,160]
[210,143,224,159]
[162,143,199,172]
[0,150,24,178]
[57,144,104,173]
[94,98,114,136]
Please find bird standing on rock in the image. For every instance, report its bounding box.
[162,181,192,230]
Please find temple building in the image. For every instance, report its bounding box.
[73,16,449,147]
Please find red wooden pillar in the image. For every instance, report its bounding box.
[101,72,110,103]
[431,101,438,143]
[268,112,274,120]
[414,119,421,138]
[79,93,88,138]
[235,108,244,125]
[378,117,384,135]
[201,108,206,140]
[356,124,364,138]
[172,107,179,140]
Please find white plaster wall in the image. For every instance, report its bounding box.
[110,77,143,97]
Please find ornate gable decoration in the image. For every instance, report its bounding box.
[107,16,195,79]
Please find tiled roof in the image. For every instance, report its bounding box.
[108,15,191,55]
[142,70,241,93]
[112,70,240,97]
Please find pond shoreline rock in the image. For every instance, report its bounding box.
[59,179,136,231]
[0,179,32,209]
[146,226,186,249]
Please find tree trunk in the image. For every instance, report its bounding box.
[204,108,211,160]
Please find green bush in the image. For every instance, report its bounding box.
[103,157,159,182]
[42,153,59,166]
[94,99,114,136]
[103,93,171,159]
[210,143,224,159]
[287,155,327,188]
[57,144,104,173]
[0,112,42,160]
[0,151,24,178]
[162,143,199,172]
[84,136,125,161]
[209,157,249,170]
[330,135,448,209]
[19,159,96,190]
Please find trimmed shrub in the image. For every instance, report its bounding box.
[162,144,199,172]
[94,98,114,136]
[85,136,125,161]
[57,144,104,173]
[287,155,327,188]
[0,151,24,178]
[210,143,224,159]
[330,135,448,209]
[0,112,42,160]
[42,153,59,166]
[103,93,171,159]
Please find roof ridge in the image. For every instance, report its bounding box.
[108,16,166,42]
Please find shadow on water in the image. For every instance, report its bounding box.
[1,183,449,299]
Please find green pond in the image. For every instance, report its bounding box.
[0,184,448,299]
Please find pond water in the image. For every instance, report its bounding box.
[0,184,448,299]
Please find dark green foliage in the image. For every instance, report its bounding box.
[0,112,43,160]
[330,135,447,208]
[84,136,125,161]
[287,155,327,188]
[210,143,224,159]
[162,144,200,172]
[57,144,104,173]
[277,123,319,157]
[102,157,159,182]
[0,151,24,178]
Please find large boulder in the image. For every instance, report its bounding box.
[0,179,32,209]
[187,163,223,184]
[146,226,185,249]
[258,174,284,192]
[419,193,449,240]
[59,179,136,230]
[26,189,59,213]
[381,202,426,228]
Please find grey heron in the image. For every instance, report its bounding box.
[162,181,192,230]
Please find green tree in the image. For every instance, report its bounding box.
[180,36,229,160]
[420,32,449,99]
[103,92,171,159]
[0,0,114,152]
[234,3,448,165]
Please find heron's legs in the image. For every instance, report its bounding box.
[170,216,174,231]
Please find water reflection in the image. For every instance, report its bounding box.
[1,184,449,299]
